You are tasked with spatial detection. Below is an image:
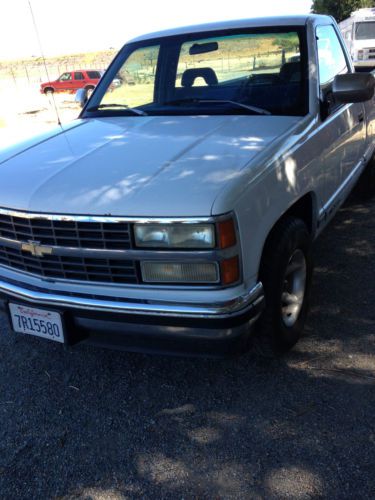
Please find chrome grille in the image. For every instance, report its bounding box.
[0,211,139,284]
[0,213,132,250]
[0,246,138,284]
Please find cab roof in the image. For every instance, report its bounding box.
[128,15,332,43]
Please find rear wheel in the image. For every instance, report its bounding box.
[356,155,375,199]
[254,217,313,357]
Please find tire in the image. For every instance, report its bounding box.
[253,217,313,357]
[356,155,375,199]
[44,87,54,95]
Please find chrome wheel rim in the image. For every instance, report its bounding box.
[281,249,306,327]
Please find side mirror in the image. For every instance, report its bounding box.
[75,88,88,108]
[333,72,375,103]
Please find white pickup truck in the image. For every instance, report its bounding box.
[0,14,374,357]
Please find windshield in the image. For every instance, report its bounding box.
[85,27,307,117]
[355,21,375,40]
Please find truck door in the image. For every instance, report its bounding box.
[315,24,366,216]
[73,71,85,90]
[57,72,74,92]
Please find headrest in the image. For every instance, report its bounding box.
[279,62,301,82]
[181,67,218,87]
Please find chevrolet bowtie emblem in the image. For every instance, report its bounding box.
[21,240,53,257]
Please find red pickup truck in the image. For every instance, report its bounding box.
[40,70,101,94]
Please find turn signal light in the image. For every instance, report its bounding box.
[220,256,240,285]
[217,219,236,249]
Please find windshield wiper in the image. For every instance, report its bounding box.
[86,103,147,116]
[164,98,271,116]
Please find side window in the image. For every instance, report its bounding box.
[87,71,101,79]
[316,25,349,86]
[317,25,351,118]
[74,72,84,80]
[59,72,72,81]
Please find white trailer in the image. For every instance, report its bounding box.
[339,8,375,68]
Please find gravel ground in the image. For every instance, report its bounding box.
[0,191,374,499]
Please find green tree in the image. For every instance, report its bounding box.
[311,0,375,22]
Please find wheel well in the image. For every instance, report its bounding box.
[259,193,316,276]
[282,193,316,235]
[44,87,54,93]
[85,85,95,90]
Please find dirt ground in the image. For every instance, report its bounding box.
[0,80,80,147]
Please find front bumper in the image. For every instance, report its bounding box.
[0,277,264,357]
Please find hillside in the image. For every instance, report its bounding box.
[0,49,118,81]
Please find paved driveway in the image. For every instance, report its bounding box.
[0,194,374,499]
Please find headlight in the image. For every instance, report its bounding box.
[135,217,239,285]
[134,224,215,249]
[358,50,364,60]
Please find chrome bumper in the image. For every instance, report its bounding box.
[0,278,264,320]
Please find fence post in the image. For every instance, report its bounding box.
[25,65,30,85]
[10,68,17,88]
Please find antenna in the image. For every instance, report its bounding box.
[27,0,62,127]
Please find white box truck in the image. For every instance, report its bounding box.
[340,8,375,68]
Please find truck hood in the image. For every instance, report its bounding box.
[0,115,300,216]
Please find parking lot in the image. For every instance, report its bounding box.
[0,187,373,499]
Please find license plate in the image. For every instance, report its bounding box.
[9,303,64,343]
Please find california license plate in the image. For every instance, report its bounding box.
[9,303,64,343]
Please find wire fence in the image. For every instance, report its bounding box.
[0,51,117,89]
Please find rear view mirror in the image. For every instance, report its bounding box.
[189,42,219,55]
[333,72,375,103]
